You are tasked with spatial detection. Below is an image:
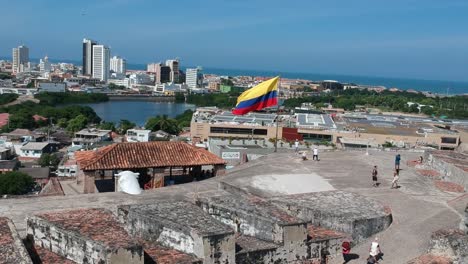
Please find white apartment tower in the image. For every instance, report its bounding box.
[12,45,29,74]
[186,67,203,89]
[110,56,127,74]
[39,55,51,73]
[92,45,111,82]
[82,38,97,75]
[165,59,179,83]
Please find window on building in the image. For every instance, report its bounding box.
[441,137,457,144]
[210,127,268,135]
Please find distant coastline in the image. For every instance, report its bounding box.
[1,56,467,95]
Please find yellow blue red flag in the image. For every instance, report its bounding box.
[232,76,279,115]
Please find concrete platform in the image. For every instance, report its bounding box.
[0,149,466,263]
[118,201,236,263]
[270,191,392,243]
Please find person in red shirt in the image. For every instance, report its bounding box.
[342,240,351,263]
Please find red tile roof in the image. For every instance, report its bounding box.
[75,141,225,171]
[33,114,47,122]
[307,225,348,242]
[33,246,75,264]
[37,208,137,249]
[141,240,202,264]
[0,113,9,128]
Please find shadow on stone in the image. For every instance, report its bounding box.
[344,253,359,263]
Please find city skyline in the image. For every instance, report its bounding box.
[1,0,468,82]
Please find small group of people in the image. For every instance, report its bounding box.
[295,139,320,161]
[341,237,383,264]
[371,153,402,189]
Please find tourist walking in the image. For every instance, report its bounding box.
[395,153,401,170]
[391,169,400,189]
[313,147,319,161]
[369,237,383,262]
[294,139,299,154]
[372,166,378,187]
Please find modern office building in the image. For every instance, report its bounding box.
[151,63,171,84]
[12,45,29,74]
[186,67,203,89]
[92,45,110,82]
[82,38,97,76]
[110,56,126,74]
[165,59,179,83]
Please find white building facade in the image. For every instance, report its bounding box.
[110,56,127,74]
[92,45,111,82]
[39,56,52,75]
[186,67,203,89]
[125,129,151,142]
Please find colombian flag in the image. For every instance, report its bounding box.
[232,76,279,115]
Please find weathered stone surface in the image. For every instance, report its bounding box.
[307,225,347,260]
[234,234,280,264]
[269,191,392,243]
[425,151,468,190]
[140,240,202,264]
[197,194,309,263]
[0,217,33,264]
[118,201,235,264]
[407,254,453,264]
[27,208,144,264]
[429,229,468,264]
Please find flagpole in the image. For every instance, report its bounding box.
[274,76,280,153]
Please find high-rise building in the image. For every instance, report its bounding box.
[82,38,97,76]
[186,66,203,89]
[110,56,126,74]
[92,45,111,82]
[12,45,29,74]
[165,59,179,83]
[39,55,51,73]
[147,63,159,73]
[149,63,171,84]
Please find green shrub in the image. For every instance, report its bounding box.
[0,171,35,195]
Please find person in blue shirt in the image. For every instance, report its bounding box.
[395,153,401,170]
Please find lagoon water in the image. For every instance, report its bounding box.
[80,101,195,126]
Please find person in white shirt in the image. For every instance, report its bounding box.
[313,147,319,161]
[369,237,382,261]
[294,139,299,154]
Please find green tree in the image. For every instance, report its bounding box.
[57,118,68,128]
[98,121,116,131]
[8,112,35,129]
[0,171,35,195]
[66,114,88,132]
[118,119,136,134]
[0,94,18,105]
[38,153,60,168]
[145,115,180,135]
[174,109,194,128]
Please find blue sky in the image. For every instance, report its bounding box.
[1,0,468,81]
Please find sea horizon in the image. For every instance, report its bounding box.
[1,56,467,95]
